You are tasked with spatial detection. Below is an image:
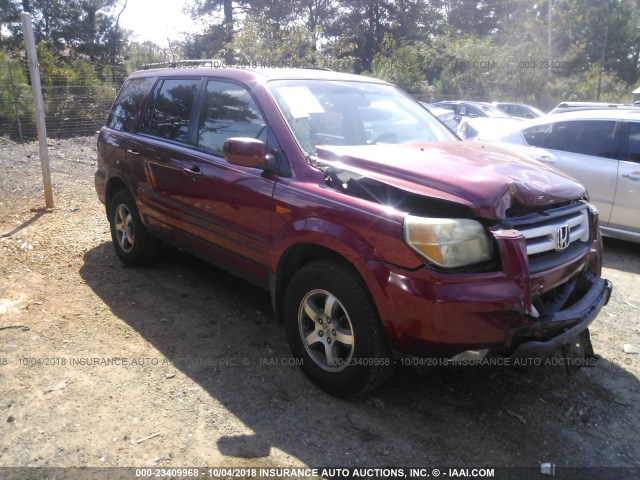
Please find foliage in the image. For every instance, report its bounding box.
[548,65,630,104]
[370,37,431,94]
[552,0,640,85]
[30,42,118,137]
[0,51,35,140]
[124,41,175,71]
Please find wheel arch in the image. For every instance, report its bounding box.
[272,243,346,321]
[271,242,390,332]
[104,176,130,216]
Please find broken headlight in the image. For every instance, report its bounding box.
[404,216,492,269]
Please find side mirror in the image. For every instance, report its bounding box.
[223,137,268,169]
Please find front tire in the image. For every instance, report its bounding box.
[284,261,393,396]
[109,189,159,265]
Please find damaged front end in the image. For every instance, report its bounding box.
[316,143,613,366]
[490,202,613,366]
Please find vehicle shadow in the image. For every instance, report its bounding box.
[79,243,640,469]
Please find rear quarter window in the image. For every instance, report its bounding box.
[625,121,640,163]
[106,77,155,132]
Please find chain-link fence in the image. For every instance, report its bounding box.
[1,51,125,143]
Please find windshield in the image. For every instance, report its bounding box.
[267,80,458,157]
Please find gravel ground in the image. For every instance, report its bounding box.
[0,137,639,480]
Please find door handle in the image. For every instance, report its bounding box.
[536,155,555,163]
[622,172,640,181]
[182,166,202,176]
[126,149,140,156]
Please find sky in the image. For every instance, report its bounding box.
[118,0,202,47]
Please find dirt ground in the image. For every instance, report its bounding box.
[1,137,639,479]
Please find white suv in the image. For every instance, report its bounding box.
[494,109,640,243]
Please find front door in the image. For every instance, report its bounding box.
[177,79,278,287]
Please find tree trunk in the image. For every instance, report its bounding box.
[223,0,233,62]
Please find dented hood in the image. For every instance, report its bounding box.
[316,142,587,220]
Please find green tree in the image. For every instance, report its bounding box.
[2,0,127,61]
[0,51,35,140]
[371,35,431,94]
[552,0,640,85]
[330,0,392,73]
[186,0,235,61]
[444,0,506,37]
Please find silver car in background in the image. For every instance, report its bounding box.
[493,110,640,243]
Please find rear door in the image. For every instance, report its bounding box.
[609,121,640,234]
[133,77,203,239]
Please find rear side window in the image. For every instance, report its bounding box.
[547,120,616,158]
[197,80,266,156]
[107,77,155,132]
[144,78,201,143]
[626,122,640,163]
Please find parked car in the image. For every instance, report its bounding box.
[96,66,611,395]
[493,102,545,119]
[421,103,459,132]
[549,102,640,115]
[493,109,640,243]
[432,100,511,121]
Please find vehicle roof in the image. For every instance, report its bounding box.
[524,108,640,123]
[553,101,630,108]
[493,102,537,108]
[127,66,389,84]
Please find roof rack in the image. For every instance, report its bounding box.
[139,59,224,70]
[138,59,334,71]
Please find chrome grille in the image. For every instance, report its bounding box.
[493,202,592,273]
[520,208,590,256]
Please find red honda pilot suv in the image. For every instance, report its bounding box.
[96,66,612,395]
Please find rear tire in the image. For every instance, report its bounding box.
[109,189,160,265]
[284,260,393,396]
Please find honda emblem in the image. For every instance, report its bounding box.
[556,225,570,250]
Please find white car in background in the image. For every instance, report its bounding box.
[492,109,640,243]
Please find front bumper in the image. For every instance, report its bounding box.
[359,227,612,359]
[509,277,612,358]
